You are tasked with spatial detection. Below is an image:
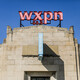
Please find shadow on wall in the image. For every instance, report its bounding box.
[24,43,65,80]
[78,44,80,75]
[42,43,65,80]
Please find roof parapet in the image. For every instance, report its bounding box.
[7,26,12,34]
[69,26,74,34]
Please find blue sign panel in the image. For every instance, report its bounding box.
[38,33,43,59]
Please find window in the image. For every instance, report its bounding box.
[31,77,50,80]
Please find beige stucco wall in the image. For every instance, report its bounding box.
[0,25,79,80]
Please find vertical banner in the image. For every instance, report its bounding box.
[38,33,43,60]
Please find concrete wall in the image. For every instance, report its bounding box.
[0,25,79,80]
[78,44,80,79]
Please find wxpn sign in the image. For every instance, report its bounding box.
[19,11,63,27]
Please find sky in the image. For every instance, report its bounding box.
[0,0,80,44]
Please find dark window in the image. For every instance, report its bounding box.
[31,77,50,80]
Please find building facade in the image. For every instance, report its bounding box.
[0,25,79,80]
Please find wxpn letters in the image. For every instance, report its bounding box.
[19,11,63,25]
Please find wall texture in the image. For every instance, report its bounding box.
[0,25,79,80]
[78,44,80,79]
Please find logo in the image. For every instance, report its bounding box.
[19,11,63,27]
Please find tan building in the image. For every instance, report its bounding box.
[0,25,79,80]
[79,44,80,80]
